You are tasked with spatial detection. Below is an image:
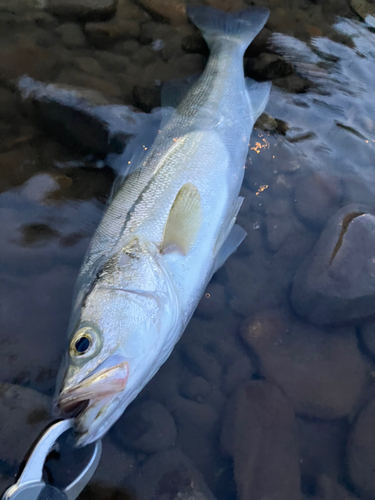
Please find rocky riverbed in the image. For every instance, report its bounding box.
[1,0,375,499]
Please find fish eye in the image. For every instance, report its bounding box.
[70,326,99,358]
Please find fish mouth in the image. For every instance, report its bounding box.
[57,361,129,437]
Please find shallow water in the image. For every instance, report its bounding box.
[1,0,375,499]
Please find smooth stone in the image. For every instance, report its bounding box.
[196,283,226,320]
[55,69,123,98]
[47,0,116,20]
[84,19,140,48]
[221,353,253,396]
[315,475,359,500]
[136,0,187,25]
[246,52,293,80]
[134,449,217,500]
[240,309,368,419]
[291,204,375,325]
[179,376,211,402]
[294,171,342,229]
[0,0,46,13]
[0,383,52,493]
[221,381,301,500]
[73,56,104,76]
[295,417,348,481]
[347,398,375,498]
[112,400,177,454]
[20,173,59,202]
[181,342,222,383]
[55,22,87,48]
[94,51,129,72]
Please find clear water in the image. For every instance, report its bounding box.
[0,1,375,499]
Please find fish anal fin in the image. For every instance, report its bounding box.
[161,183,202,255]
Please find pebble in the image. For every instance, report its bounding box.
[133,449,218,500]
[112,400,177,454]
[291,205,375,325]
[0,383,52,493]
[55,22,87,48]
[195,283,226,320]
[240,308,368,419]
[347,398,375,498]
[47,0,117,20]
[221,381,301,500]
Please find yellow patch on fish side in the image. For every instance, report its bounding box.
[161,183,202,255]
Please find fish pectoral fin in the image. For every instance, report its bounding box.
[214,196,244,256]
[161,183,202,255]
[212,224,247,275]
[246,78,272,121]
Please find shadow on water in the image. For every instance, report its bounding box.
[1,1,375,499]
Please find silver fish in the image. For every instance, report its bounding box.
[55,5,271,446]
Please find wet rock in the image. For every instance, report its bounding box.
[0,383,52,492]
[347,398,375,498]
[196,283,226,320]
[360,322,375,358]
[132,84,160,112]
[351,0,375,25]
[21,173,60,202]
[295,417,348,481]
[255,112,289,135]
[55,22,87,48]
[180,376,211,402]
[294,172,342,229]
[136,0,187,25]
[246,52,293,80]
[221,353,253,396]
[56,70,123,99]
[206,0,248,11]
[240,309,368,419]
[47,0,117,21]
[94,51,129,73]
[181,342,222,383]
[84,19,140,48]
[221,381,301,500]
[315,475,359,500]
[0,45,61,85]
[0,0,47,13]
[266,202,307,253]
[74,56,104,76]
[273,74,310,93]
[18,77,141,155]
[112,400,177,454]
[0,88,20,120]
[114,38,141,56]
[291,205,375,325]
[134,449,217,500]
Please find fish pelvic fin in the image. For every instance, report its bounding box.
[161,183,202,255]
[186,6,269,52]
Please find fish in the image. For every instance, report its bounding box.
[55,5,271,446]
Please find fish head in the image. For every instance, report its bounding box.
[55,237,180,446]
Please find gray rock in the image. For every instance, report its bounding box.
[294,171,342,229]
[73,56,104,76]
[180,376,211,402]
[295,417,348,481]
[347,398,375,498]
[291,204,375,325]
[181,342,222,383]
[47,0,116,20]
[55,22,87,48]
[84,19,140,48]
[221,381,301,500]
[0,0,46,13]
[195,283,226,320]
[134,449,217,500]
[0,383,52,493]
[221,353,253,396]
[315,475,359,500]
[136,0,187,25]
[113,400,177,454]
[240,308,368,419]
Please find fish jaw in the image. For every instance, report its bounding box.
[57,359,129,443]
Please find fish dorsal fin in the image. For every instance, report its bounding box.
[246,78,272,121]
[161,183,202,255]
[212,224,247,276]
[214,196,244,256]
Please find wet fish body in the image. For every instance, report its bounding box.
[56,6,271,445]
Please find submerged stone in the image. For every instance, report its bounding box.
[291,204,375,325]
[221,381,301,500]
[240,308,368,419]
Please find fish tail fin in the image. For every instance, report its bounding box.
[186,6,269,52]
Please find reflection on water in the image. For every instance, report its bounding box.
[1,2,375,500]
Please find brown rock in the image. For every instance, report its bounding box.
[221,381,301,500]
[47,0,117,20]
[55,69,123,98]
[55,22,87,48]
[0,0,47,13]
[240,309,368,419]
[85,19,140,47]
[291,205,375,325]
[136,0,187,25]
[347,398,375,498]
[0,45,61,85]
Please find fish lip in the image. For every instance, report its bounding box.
[57,360,129,414]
